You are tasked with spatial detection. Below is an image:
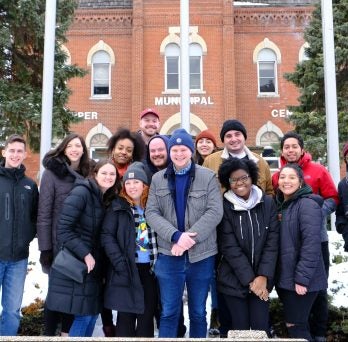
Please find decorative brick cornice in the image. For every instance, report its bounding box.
[234,7,313,27]
[71,9,133,30]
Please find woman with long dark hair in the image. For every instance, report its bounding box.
[45,159,120,337]
[37,133,90,336]
[275,164,327,340]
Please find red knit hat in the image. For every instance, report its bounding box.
[343,142,348,158]
[195,129,217,147]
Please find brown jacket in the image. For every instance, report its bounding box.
[203,146,274,196]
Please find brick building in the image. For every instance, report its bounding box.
[28,0,319,179]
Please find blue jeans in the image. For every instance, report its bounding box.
[69,314,98,337]
[155,253,214,338]
[0,258,28,336]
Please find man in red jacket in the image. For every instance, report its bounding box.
[272,131,339,342]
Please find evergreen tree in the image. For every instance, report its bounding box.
[285,0,348,161]
[0,0,86,152]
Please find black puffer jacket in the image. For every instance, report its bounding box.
[217,190,279,298]
[101,196,144,314]
[37,155,84,254]
[0,162,38,261]
[276,185,327,292]
[45,178,105,316]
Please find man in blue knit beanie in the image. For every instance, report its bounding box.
[146,128,223,338]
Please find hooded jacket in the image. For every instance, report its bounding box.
[45,179,106,316]
[143,134,170,180]
[275,185,327,292]
[0,161,38,261]
[217,188,279,298]
[37,155,84,254]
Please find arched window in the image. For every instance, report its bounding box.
[92,51,111,97]
[165,43,180,91]
[190,43,202,90]
[257,48,277,94]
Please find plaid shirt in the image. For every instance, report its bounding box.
[132,205,158,269]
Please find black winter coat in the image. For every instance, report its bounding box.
[37,155,84,255]
[46,179,105,316]
[101,196,144,314]
[0,162,38,261]
[276,186,327,292]
[217,193,279,298]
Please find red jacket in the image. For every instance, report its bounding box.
[272,152,339,205]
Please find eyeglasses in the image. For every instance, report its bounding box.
[229,174,250,185]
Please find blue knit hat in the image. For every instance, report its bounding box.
[168,129,194,153]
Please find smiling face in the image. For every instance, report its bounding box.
[2,141,27,168]
[139,113,160,138]
[196,138,215,158]
[95,163,117,193]
[281,137,304,163]
[64,137,84,167]
[229,169,252,200]
[149,137,168,169]
[124,179,145,205]
[112,138,134,166]
[278,167,302,200]
[170,145,192,170]
[223,130,246,154]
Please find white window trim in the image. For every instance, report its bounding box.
[253,38,281,97]
[87,40,115,100]
[161,27,207,94]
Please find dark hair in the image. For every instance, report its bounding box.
[194,148,217,166]
[280,131,304,150]
[93,159,122,206]
[4,134,26,149]
[278,163,305,185]
[218,158,259,190]
[107,128,145,162]
[44,133,90,177]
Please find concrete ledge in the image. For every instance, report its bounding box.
[0,337,306,342]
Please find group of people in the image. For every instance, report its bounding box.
[0,108,347,342]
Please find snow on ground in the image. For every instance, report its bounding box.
[6,230,346,336]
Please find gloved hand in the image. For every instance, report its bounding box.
[40,250,53,274]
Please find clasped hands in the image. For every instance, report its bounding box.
[171,232,197,256]
[249,276,269,301]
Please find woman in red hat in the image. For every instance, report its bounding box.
[194,129,218,166]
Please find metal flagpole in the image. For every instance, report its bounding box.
[39,0,57,179]
[180,0,190,132]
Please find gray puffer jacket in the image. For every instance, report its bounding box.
[146,163,223,263]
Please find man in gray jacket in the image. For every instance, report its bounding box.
[146,128,223,338]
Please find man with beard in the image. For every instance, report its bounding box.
[144,135,170,177]
[138,108,161,148]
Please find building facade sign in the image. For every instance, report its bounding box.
[74,111,98,120]
[155,96,214,106]
[271,109,293,118]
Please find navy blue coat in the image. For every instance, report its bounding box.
[101,196,144,314]
[46,179,105,316]
[276,187,327,292]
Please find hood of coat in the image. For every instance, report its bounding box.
[43,155,82,180]
[276,183,323,211]
[145,134,170,174]
[0,159,26,181]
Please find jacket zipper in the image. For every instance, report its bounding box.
[239,215,243,239]
[248,210,255,266]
